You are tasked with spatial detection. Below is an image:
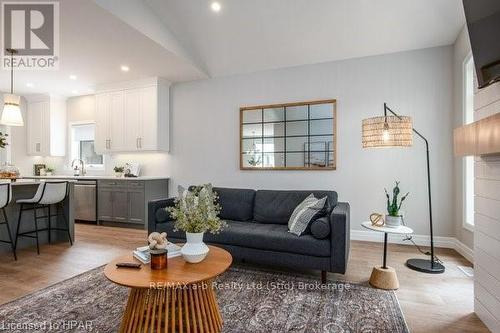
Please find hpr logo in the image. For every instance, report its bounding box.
[2,1,59,70]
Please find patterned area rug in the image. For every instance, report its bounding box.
[0,266,408,333]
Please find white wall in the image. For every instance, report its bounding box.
[168,46,455,236]
[67,94,95,123]
[452,27,474,249]
[473,81,500,332]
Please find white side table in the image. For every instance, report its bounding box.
[361,221,413,290]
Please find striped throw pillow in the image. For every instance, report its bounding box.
[288,194,327,236]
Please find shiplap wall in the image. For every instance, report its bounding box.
[474,81,500,333]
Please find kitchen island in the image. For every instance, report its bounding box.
[0,179,75,256]
[23,176,169,229]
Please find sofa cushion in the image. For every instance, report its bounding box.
[310,217,331,239]
[288,194,327,236]
[156,207,170,222]
[207,221,330,257]
[160,220,330,257]
[253,190,338,224]
[213,187,256,221]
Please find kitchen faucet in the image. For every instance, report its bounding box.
[71,159,86,176]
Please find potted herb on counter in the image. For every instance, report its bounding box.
[45,167,55,176]
[113,166,124,178]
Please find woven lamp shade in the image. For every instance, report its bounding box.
[362,115,413,148]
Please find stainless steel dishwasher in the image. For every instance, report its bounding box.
[74,180,97,222]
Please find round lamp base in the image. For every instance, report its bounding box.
[369,266,399,290]
[406,258,445,274]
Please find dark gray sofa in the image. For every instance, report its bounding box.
[148,187,350,281]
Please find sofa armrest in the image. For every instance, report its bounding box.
[148,197,176,233]
[330,202,350,274]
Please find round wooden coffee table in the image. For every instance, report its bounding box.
[105,245,232,333]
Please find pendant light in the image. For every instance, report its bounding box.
[1,48,24,126]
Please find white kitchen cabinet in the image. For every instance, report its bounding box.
[95,77,169,154]
[26,101,45,155]
[124,88,141,150]
[139,86,161,151]
[109,91,126,151]
[95,93,110,153]
[95,92,126,153]
[26,95,66,156]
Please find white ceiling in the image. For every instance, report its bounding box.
[146,0,465,77]
[0,0,465,97]
[0,0,206,97]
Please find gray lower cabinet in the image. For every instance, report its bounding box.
[112,190,129,222]
[128,190,145,224]
[98,179,168,228]
[98,188,113,220]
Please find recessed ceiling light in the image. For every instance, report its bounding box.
[72,90,79,94]
[121,65,129,72]
[211,2,221,12]
[69,74,77,80]
[26,82,34,87]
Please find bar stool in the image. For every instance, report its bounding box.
[0,183,16,260]
[15,181,72,255]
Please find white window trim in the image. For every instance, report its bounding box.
[68,121,105,171]
[462,156,474,232]
[462,53,474,232]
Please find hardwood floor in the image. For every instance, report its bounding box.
[0,223,489,333]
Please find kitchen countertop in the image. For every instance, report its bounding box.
[23,175,169,181]
[4,179,78,186]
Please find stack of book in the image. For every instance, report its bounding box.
[133,243,182,264]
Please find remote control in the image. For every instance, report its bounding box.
[116,262,142,269]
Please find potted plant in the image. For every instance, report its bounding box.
[384,181,409,228]
[45,167,55,176]
[167,184,226,263]
[113,166,124,178]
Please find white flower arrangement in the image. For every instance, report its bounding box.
[167,184,226,234]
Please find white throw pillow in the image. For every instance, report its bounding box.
[288,194,327,236]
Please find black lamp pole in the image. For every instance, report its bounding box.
[383,103,445,274]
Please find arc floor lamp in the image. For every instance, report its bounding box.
[362,103,445,274]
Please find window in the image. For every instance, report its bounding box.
[463,54,474,231]
[70,123,103,168]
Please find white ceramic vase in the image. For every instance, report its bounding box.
[181,232,210,263]
[385,215,402,228]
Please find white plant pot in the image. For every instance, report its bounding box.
[385,215,402,228]
[181,232,210,263]
[115,172,123,178]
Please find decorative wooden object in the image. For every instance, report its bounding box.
[105,246,232,333]
[240,99,337,170]
[454,112,500,156]
[369,266,399,290]
[369,213,384,227]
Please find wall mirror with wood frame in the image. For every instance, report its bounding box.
[240,99,337,170]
